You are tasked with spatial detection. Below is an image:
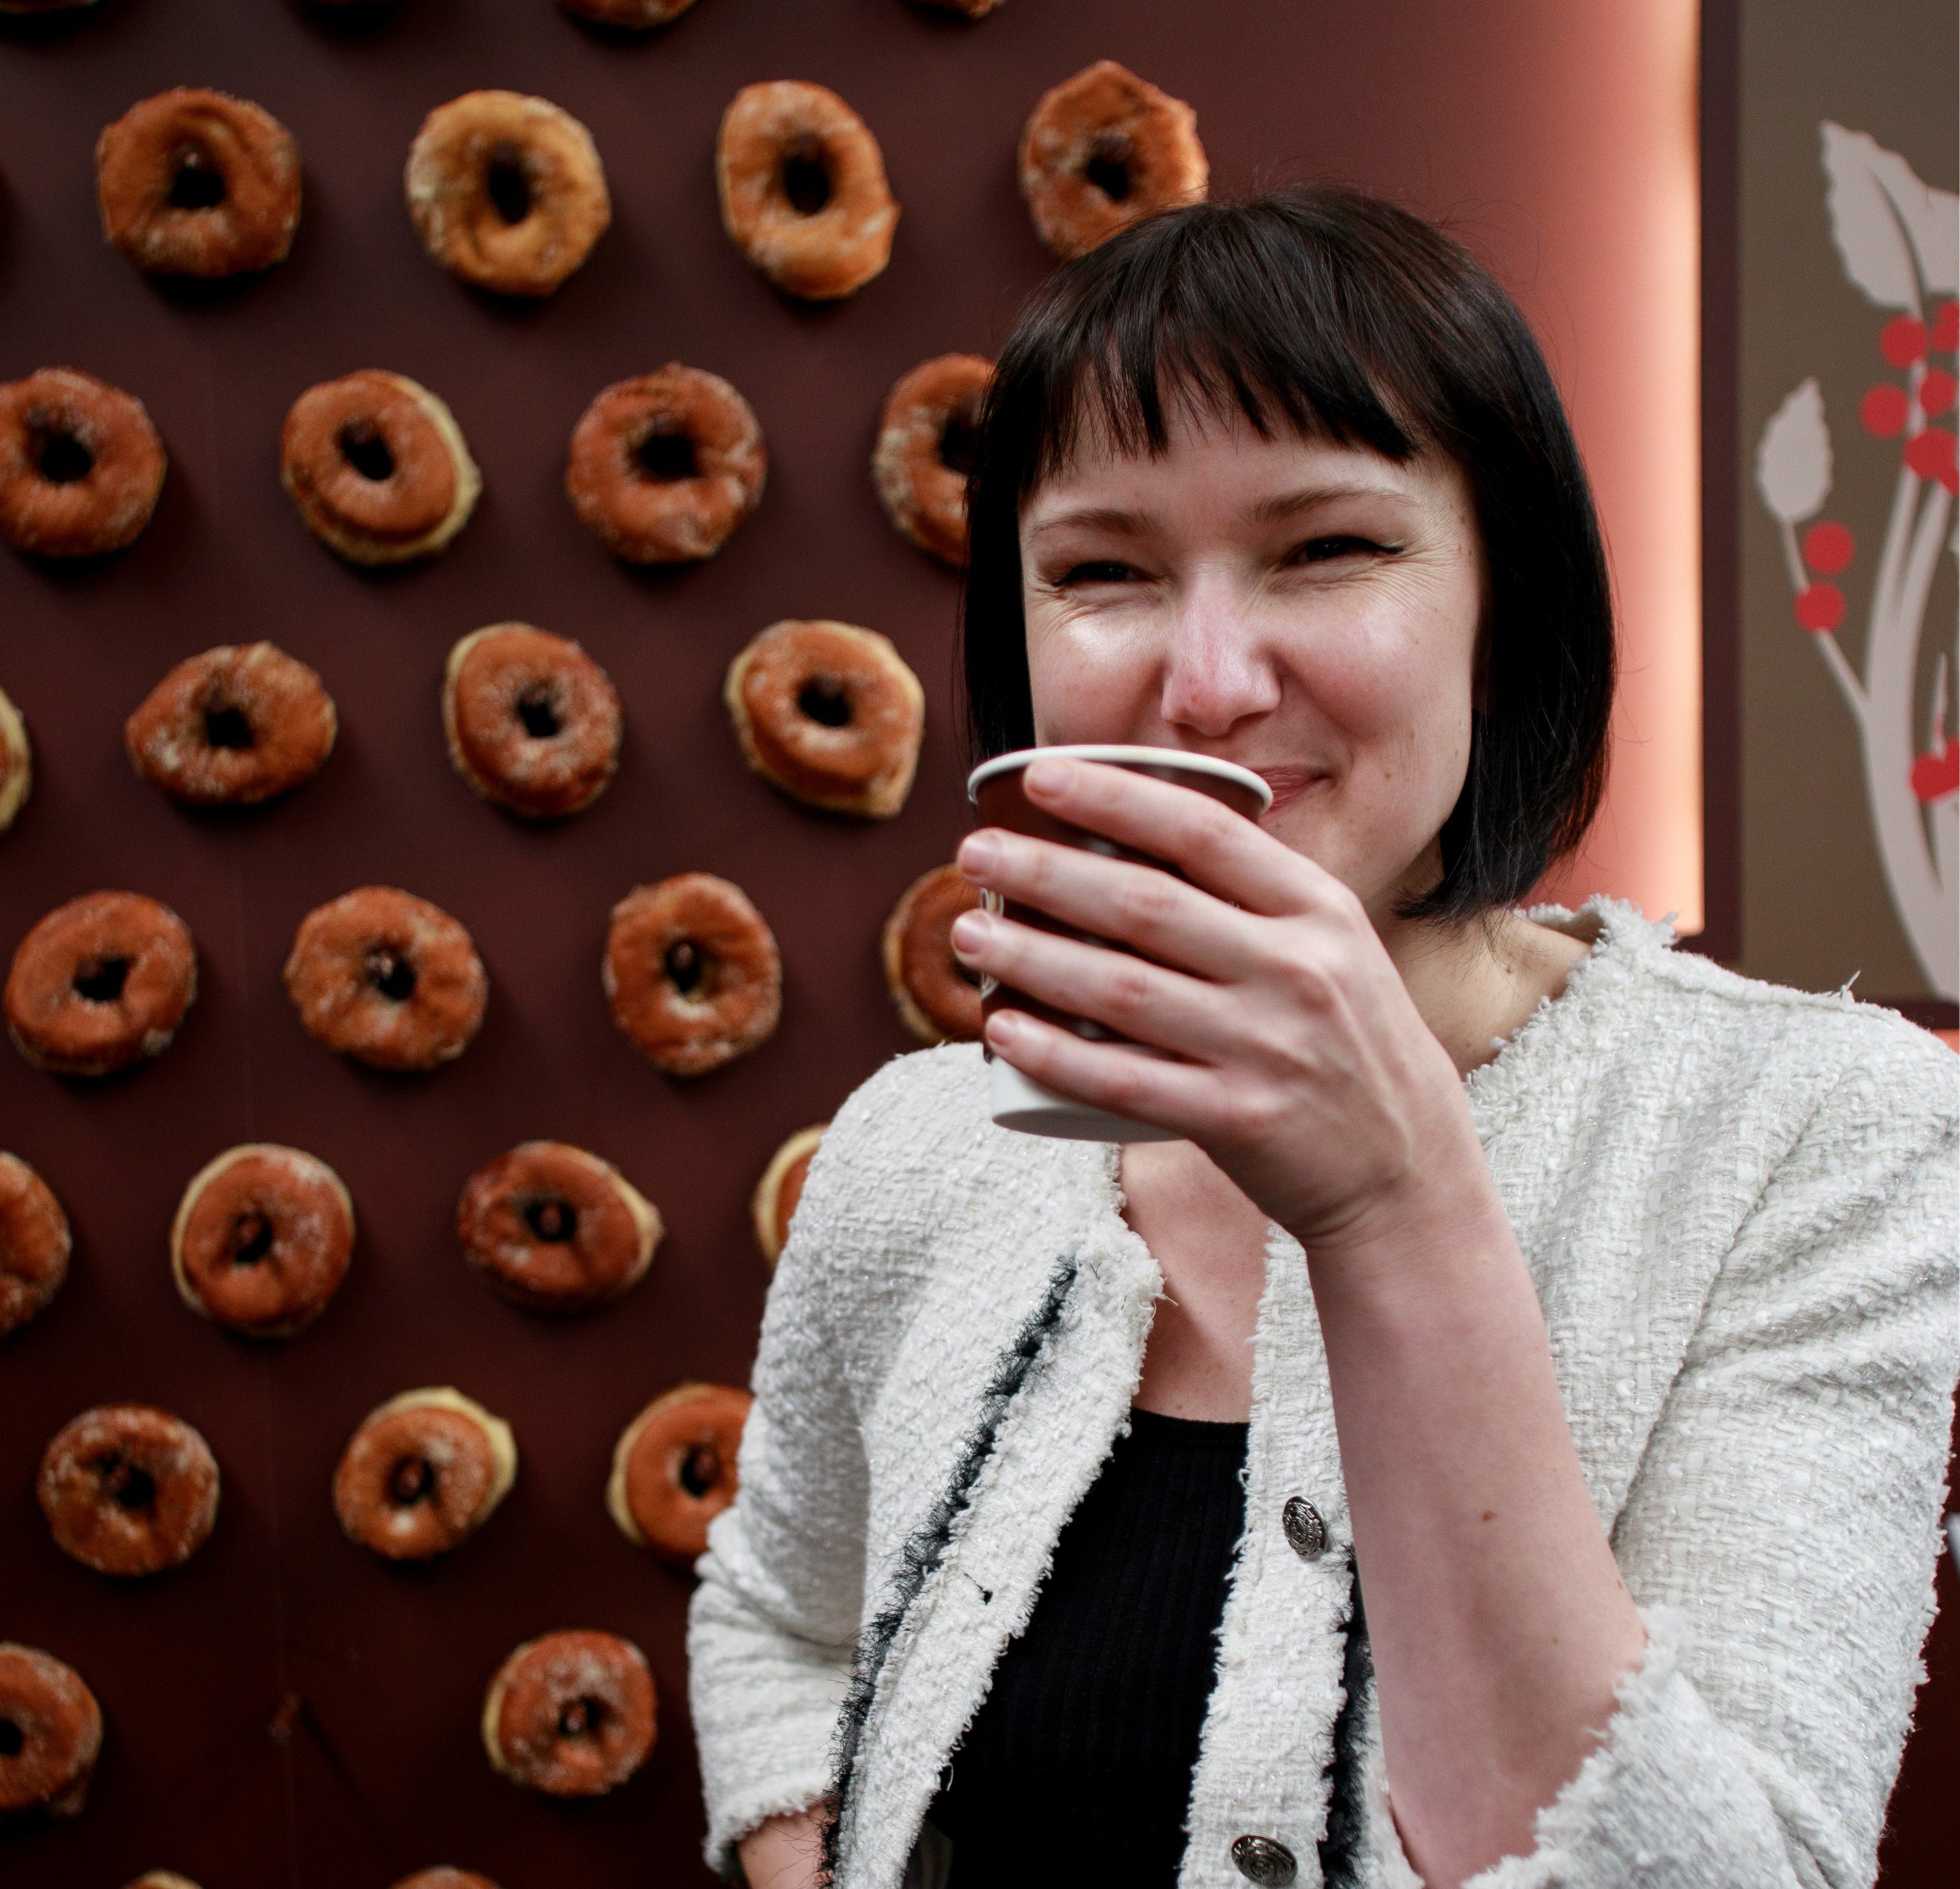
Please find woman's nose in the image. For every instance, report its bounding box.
[1158,581,1282,738]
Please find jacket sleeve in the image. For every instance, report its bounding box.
[688,1130,870,1874]
[1363,1032,1960,1889]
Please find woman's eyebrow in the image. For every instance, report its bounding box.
[1026,505,1155,540]
[1246,481,1407,524]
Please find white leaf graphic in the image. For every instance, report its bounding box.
[1756,379,1832,524]
[1821,123,1958,310]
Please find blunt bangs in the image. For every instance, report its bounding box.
[959,185,1616,929]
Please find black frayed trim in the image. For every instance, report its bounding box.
[821,1254,1081,1882]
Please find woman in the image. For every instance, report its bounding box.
[689,188,1959,1889]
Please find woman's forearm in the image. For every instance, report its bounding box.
[1302,1174,1646,1889]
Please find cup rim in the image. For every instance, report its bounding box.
[966,744,1275,811]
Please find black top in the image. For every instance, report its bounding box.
[927,1407,1375,1888]
[928,1407,1250,1886]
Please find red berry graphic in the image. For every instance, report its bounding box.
[1935,301,1959,353]
[1919,368,1956,416]
[1862,384,1909,436]
[1881,316,1929,366]
[1801,521,1853,574]
[1903,427,1956,483]
[1909,737,1958,804]
[1794,582,1845,633]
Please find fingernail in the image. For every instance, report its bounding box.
[987,1010,1021,1047]
[959,831,1002,876]
[1024,758,1075,796]
[949,911,988,956]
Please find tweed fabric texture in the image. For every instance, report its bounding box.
[688,895,1960,1888]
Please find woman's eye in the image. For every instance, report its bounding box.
[1055,560,1139,586]
[1289,535,1392,564]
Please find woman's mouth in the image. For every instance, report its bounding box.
[1252,765,1329,815]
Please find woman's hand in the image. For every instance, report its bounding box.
[737,1803,832,1888]
[951,756,1483,1255]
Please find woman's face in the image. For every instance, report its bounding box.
[1018,399,1487,924]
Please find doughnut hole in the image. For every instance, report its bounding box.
[0,1720,22,1758]
[93,1450,157,1513]
[27,418,94,486]
[229,1210,274,1267]
[780,134,833,216]
[165,143,227,212]
[363,945,416,1003]
[202,700,255,750]
[388,1455,435,1506]
[938,393,984,477]
[632,422,698,483]
[72,956,131,1004]
[1083,133,1136,203]
[797,673,853,729]
[513,681,562,740]
[335,420,396,483]
[663,938,709,998]
[522,1195,578,1243]
[485,141,534,226]
[680,1442,720,1498]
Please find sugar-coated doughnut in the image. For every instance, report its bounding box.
[126,643,336,809]
[481,1630,654,1797]
[124,1874,203,1889]
[95,88,300,279]
[442,624,621,820]
[170,1144,354,1339]
[0,686,30,836]
[0,1645,101,1818]
[606,1382,752,1564]
[604,874,780,1077]
[1,1152,70,1342]
[391,1873,500,1889]
[555,0,693,26]
[751,1123,823,1268]
[406,91,610,298]
[281,371,479,566]
[725,619,923,819]
[38,1405,219,1577]
[283,886,487,1072]
[1018,60,1208,260]
[716,82,898,300]
[883,863,983,1045]
[333,1388,516,1562]
[565,366,765,564]
[0,368,166,560]
[456,1141,660,1313]
[873,354,991,566]
[5,891,197,1078]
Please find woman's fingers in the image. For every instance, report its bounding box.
[985,1002,1225,1137]
[1018,757,1327,917]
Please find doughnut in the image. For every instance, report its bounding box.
[0,1645,101,1818]
[715,82,899,300]
[912,0,1006,13]
[0,0,103,13]
[283,886,487,1073]
[872,354,991,566]
[883,863,983,1045]
[170,1144,354,1339]
[751,1124,823,1268]
[5,891,197,1078]
[406,91,610,298]
[1018,60,1208,260]
[126,643,336,809]
[442,624,621,820]
[603,874,780,1077]
[125,1875,202,1889]
[0,368,166,560]
[391,1873,500,1889]
[333,1388,516,1562]
[1,1152,70,1342]
[457,1142,660,1314]
[0,686,31,835]
[481,1631,654,1797]
[37,1404,220,1577]
[281,371,479,566]
[606,1382,752,1564]
[94,88,300,280]
[565,367,766,564]
[724,619,924,819]
[555,0,694,27]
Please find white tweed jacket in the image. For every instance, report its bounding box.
[688,896,1960,1889]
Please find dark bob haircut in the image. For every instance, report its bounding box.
[959,185,1615,928]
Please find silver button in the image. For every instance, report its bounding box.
[1232,1834,1298,1885]
[1282,1496,1326,1560]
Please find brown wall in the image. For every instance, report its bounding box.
[0,1,1717,1884]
